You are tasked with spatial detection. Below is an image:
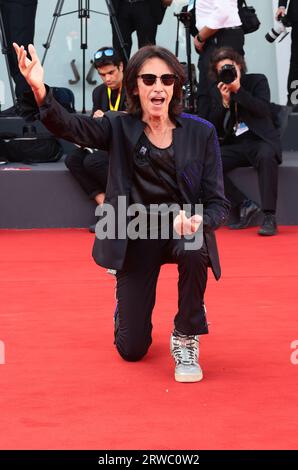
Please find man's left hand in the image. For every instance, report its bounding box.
[162,0,173,6]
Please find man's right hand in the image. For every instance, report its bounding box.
[193,35,205,54]
[93,109,104,118]
[173,210,202,236]
[13,43,46,104]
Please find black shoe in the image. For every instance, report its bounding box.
[258,213,277,236]
[228,199,261,229]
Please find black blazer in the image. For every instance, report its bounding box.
[206,74,282,163]
[38,91,230,280]
[92,83,126,114]
[279,0,298,22]
[111,0,167,25]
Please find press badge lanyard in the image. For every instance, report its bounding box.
[107,87,122,111]
[233,102,249,136]
[234,102,239,131]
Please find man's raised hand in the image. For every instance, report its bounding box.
[13,43,46,104]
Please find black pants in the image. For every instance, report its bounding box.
[64,148,109,199]
[0,0,37,99]
[221,138,279,212]
[115,237,209,362]
[112,1,157,64]
[197,28,245,118]
[288,22,298,104]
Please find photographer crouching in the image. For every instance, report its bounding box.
[205,48,281,236]
[193,0,244,118]
[275,1,298,107]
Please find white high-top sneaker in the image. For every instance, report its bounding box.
[170,330,203,383]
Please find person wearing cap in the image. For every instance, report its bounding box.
[65,47,126,232]
[110,0,173,65]
[91,47,126,117]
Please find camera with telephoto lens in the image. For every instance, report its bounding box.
[218,64,237,84]
[265,14,292,43]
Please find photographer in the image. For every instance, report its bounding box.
[275,1,298,107]
[206,48,281,236]
[194,0,244,117]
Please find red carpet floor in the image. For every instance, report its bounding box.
[0,227,297,450]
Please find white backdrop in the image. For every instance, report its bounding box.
[0,0,290,111]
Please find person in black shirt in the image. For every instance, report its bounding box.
[14,42,229,383]
[206,48,281,236]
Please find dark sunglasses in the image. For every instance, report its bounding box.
[94,48,115,61]
[137,74,177,86]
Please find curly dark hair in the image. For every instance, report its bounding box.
[124,45,186,121]
[209,47,247,82]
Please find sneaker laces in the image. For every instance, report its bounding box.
[171,332,199,365]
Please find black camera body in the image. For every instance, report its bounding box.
[265,14,292,43]
[218,64,237,84]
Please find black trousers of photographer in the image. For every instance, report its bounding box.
[65,148,108,199]
[114,237,209,362]
[0,0,37,99]
[197,28,245,118]
[221,136,279,212]
[111,0,157,65]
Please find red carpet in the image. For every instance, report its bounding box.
[0,227,297,450]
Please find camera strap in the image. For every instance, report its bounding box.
[223,100,239,137]
[234,102,239,132]
[228,95,238,133]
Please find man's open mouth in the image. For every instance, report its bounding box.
[151,97,165,105]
